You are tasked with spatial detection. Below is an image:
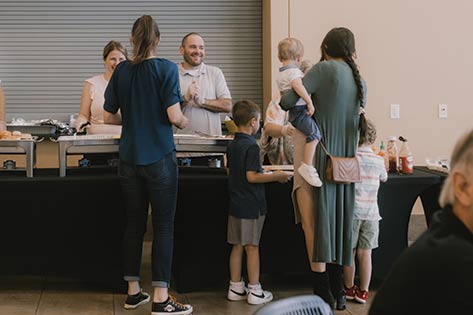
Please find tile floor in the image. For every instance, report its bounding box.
[0,215,427,315]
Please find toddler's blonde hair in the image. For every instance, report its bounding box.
[278,37,304,61]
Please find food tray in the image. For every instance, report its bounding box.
[7,124,56,136]
[0,138,39,177]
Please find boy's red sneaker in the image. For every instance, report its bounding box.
[355,289,369,304]
[345,285,357,301]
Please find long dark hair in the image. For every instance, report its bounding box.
[320,27,367,135]
[131,15,160,64]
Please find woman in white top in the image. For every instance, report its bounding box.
[76,41,127,134]
[259,94,294,165]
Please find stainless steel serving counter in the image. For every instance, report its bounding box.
[173,134,231,153]
[55,134,232,177]
[0,139,38,177]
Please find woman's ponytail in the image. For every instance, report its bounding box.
[131,15,160,64]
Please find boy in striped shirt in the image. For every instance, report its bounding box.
[344,120,388,304]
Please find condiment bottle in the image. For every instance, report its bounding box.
[378,140,389,172]
[387,136,399,173]
[399,136,414,174]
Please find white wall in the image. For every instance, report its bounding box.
[267,0,473,163]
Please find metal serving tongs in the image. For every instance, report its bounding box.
[50,121,90,142]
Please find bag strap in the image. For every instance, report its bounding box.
[319,140,330,156]
[312,114,331,157]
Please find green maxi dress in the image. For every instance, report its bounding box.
[280,60,366,266]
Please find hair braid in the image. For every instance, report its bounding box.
[344,55,364,107]
[344,55,367,134]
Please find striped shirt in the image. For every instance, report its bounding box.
[354,146,388,221]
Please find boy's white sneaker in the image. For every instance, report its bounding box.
[227,280,249,301]
[247,283,273,305]
[298,163,322,187]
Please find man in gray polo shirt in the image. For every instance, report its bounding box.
[175,32,232,136]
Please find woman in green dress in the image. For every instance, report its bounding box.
[280,27,367,310]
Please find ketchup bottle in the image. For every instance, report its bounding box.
[399,136,414,174]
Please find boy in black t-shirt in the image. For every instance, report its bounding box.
[226,100,291,305]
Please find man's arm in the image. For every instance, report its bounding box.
[197,98,232,113]
[195,66,232,113]
[182,81,199,107]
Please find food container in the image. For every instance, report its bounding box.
[208,158,221,168]
[0,137,41,177]
[7,124,56,137]
[3,159,16,170]
[224,119,238,134]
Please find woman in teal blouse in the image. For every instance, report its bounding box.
[280,27,367,310]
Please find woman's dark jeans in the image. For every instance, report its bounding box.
[119,152,178,288]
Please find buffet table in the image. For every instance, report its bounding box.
[0,167,445,292]
[55,134,231,176]
[415,166,448,226]
[372,167,446,279]
[174,167,446,292]
[0,168,126,290]
[0,139,38,177]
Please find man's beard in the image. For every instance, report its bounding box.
[184,53,202,67]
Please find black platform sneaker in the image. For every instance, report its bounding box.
[124,290,150,309]
[151,295,193,315]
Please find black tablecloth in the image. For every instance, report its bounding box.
[414,166,448,226]
[173,167,445,292]
[372,168,444,279]
[0,167,445,292]
[172,170,308,292]
[0,169,126,291]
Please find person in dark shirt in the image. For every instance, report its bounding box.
[226,100,291,305]
[369,129,473,315]
[104,15,192,315]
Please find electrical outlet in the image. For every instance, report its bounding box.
[438,104,448,119]
[390,104,400,119]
